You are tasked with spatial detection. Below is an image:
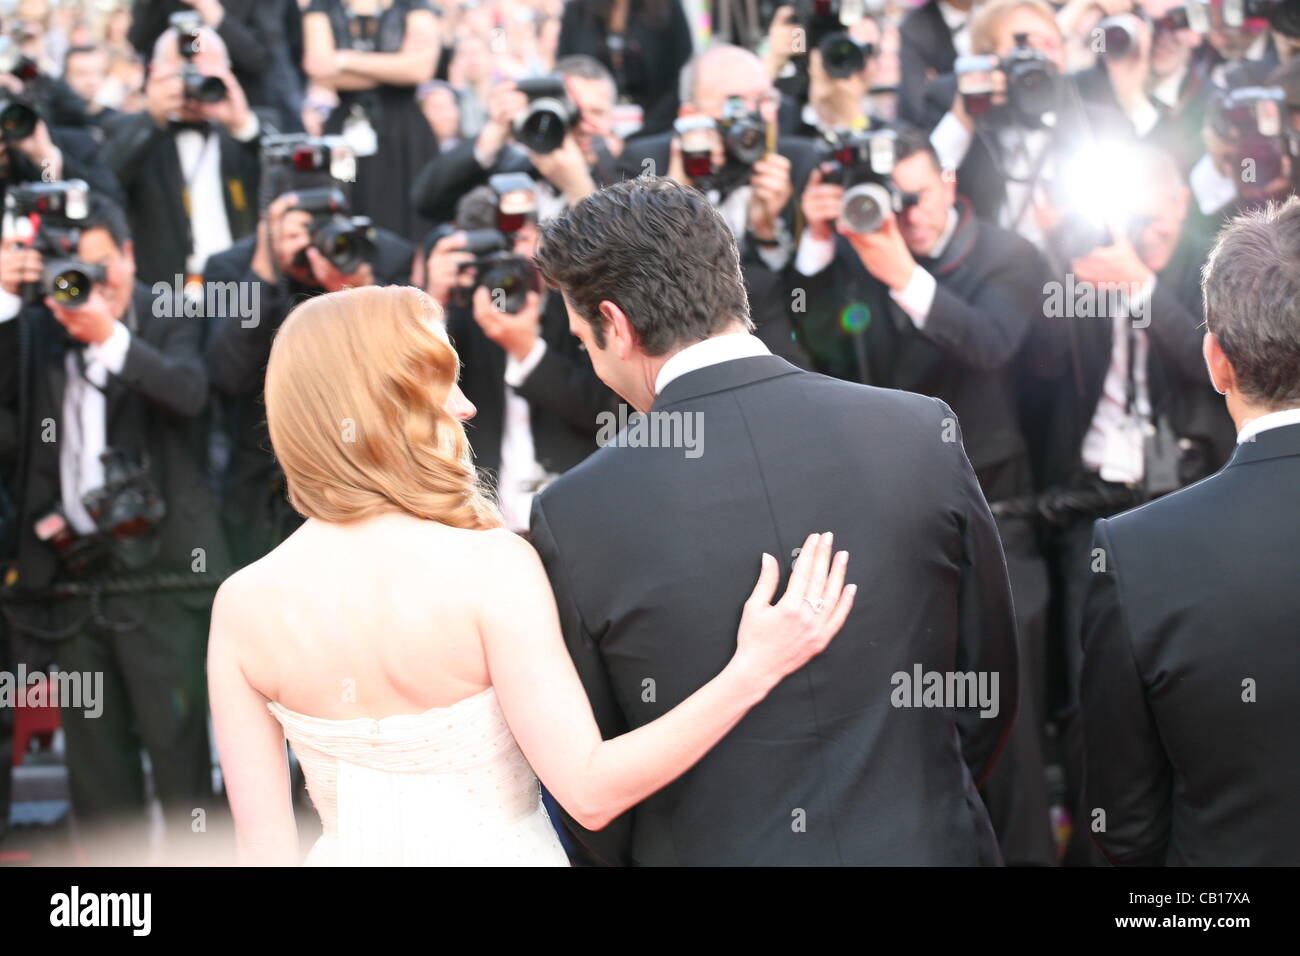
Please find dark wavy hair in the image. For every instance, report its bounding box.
[533,176,752,355]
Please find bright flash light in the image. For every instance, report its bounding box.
[1057,141,1146,239]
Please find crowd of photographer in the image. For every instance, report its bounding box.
[0,0,1296,865]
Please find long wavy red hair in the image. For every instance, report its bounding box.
[265,285,501,530]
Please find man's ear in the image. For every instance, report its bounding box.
[1203,331,1235,396]
[600,299,637,359]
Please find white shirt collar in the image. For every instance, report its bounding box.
[654,331,771,397]
[937,1,968,31]
[1237,407,1300,444]
[926,206,961,260]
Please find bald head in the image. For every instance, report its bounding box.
[679,44,771,118]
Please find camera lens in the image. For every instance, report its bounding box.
[44,260,104,306]
[0,98,37,141]
[840,182,893,234]
[183,66,228,103]
[820,32,866,79]
[517,99,569,154]
[314,217,374,274]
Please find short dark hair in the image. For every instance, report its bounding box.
[82,192,132,248]
[534,176,752,355]
[1201,196,1300,409]
[555,54,617,101]
[454,185,498,232]
[891,123,942,173]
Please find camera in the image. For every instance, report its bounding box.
[718,96,768,166]
[261,133,358,191]
[955,33,1059,127]
[513,76,579,154]
[802,0,874,79]
[34,449,167,578]
[4,180,106,307]
[440,173,540,315]
[816,129,917,233]
[291,187,377,275]
[170,10,227,103]
[0,36,39,141]
[1223,0,1300,39]
[1209,85,1298,187]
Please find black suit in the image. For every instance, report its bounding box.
[531,353,1018,865]
[797,205,1056,864]
[1082,421,1300,865]
[100,112,261,286]
[898,0,959,127]
[616,133,819,370]
[204,229,413,567]
[446,292,613,481]
[0,283,228,856]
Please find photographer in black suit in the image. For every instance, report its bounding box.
[898,0,972,126]
[206,142,413,567]
[424,182,613,533]
[1081,197,1300,866]
[793,125,1056,865]
[101,23,262,288]
[411,55,624,227]
[617,44,818,369]
[531,176,1017,866]
[0,190,228,863]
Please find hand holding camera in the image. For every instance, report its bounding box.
[472,284,541,361]
[747,151,794,241]
[528,130,596,203]
[46,286,118,345]
[424,231,477,307]
[0,234,42,296]
[840,213,916,292]
[800,167,845,242]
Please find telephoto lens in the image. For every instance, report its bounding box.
[0,94,38,140]
[513,77,579,154]
[43,259,107,307]
[1096,15,1139,58]
[819,31,868,79]
[182,63,228,103]
[840,182,894,234]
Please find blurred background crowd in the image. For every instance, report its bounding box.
[0,0,1296,865]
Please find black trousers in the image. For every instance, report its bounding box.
[13,591,214,863]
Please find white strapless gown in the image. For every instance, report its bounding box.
[266,687,569,866]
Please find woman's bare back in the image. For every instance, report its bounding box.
[221,510,514,719]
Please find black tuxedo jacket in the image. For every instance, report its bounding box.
[1081,421,1300,865]
[898,0,959,126]
[1017,244,1209,492]
[0,283,228,596]
[799,204,1047,505]
[616,133,819,370]
[101,112,261,286]
[445,291,614,478]
[531,354,1018,865]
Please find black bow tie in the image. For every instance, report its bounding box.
[169,119,213,135]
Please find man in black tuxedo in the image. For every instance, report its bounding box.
[1081,197,1300,865]
[101,25,261,288]
[0,194,229,862]
[792,126,1056,865]
[423,186,613,532]
[898,0,970,126]
[530,176,1017,866]
[206,190,413,567]
[411,55,624,227]
[616,44,818,370]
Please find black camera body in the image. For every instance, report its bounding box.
[956,33,1059,128]
[34,448,167,578]
[802,0,874,79]
[170,10,228,103]
[0,35,39,141]
[291,187,377,276]
[817,129,914,233]
[718,97,768,167]
[5,180,105,308]
[449,173,540,315]
[1209,85,1298,187]
[513,76,579,154]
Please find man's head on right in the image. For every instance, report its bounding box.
[1201,195,1300,423]
[534,176,752,413]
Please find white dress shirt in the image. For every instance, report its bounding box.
[497,336,551,532]
[655,331,772,396]
[1237,406,1300,444]
[175,114,259,276]
[0,301,132,534]
[1081,287,1157,485]
[938,0,972,57]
